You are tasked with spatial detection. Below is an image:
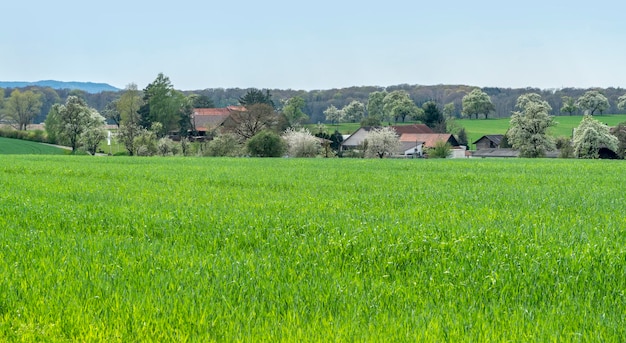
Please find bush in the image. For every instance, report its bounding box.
[157,137,176,156]
[282,128,320,157]
[0,128,49,143]
[247,131,286,157]
[134,131,158,156]
[205,134,243,157]
[427,140,452,158]
[555,137,574,158]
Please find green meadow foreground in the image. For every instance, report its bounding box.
[0,156,624,341]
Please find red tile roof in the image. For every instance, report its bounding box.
[390,124,434,135]
[193,106,246,131]
[400,133,457,148]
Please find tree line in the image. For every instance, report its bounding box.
[2,83,626,128]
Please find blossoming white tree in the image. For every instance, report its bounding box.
[577,91,609,115]
[282,127,320,157]
[572,115,618,158]
[508,93,555,158]
[365,127,400,158]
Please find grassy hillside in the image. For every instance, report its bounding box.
[0,156,624,341]
[0,137,67,155]
[458,114,626,146]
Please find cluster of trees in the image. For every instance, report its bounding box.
[506,92,624,159]
[322,91,448,130]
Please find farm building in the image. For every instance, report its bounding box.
[340,125,465,157]
[192,106,245,137]
[473,135,504,150]
[341,124,435,151]
[399,133,459,150]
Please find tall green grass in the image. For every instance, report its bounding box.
[0,156,624,341]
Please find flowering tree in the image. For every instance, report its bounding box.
[323,105,342,125]
[80,111,107,155]
[47,96,105,153]
[341,100,365,123]
[383,90,421,123]
[577,91,609,115]
[461,89,495,119]
[365,127,400,158]
[508,93,555,158]
[282,127,320,157]
[572,115,618,158]
[617,94,626,112]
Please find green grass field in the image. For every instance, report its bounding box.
[0,156,624,341]
[0,137,67,155]
[458,114,626,146]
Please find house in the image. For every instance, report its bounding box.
[389,124,434,135]
[473,135,504,150]
[399,133,459,149]
[341,124,435,151]
[192,106,245,137]
[340,127,376,151]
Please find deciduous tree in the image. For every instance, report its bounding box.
[102,101,121,128]
[365,127,400,158]
[191,94,215,108]
[341,100,365,123]
[117,122,143,156]
[246,130,286,157]
[323,104,342,125]
[572,115,618,158]
[367,91,387,121]
[383,91,420,123]
[443,102,457,118]
[508,93,555,158]
[461,89,495,119]
[617,94,626,112]
[577,91,609,115]
[47,96,104,153]
[4,89,43,130]
[117,83,143,125]
[282,127,320,157]
[226,103,279,140]
[560,96,577,116]
[282,96,308,125]
[80,114,107,156]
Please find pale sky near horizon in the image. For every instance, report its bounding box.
[3,0,625,91]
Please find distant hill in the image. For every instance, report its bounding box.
[0,80,120,94]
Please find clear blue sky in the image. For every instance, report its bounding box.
[3,0,625,91]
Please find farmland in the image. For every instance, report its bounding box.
[0,137,66,155]
[457,114,626,146]
[0,156,624,341]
